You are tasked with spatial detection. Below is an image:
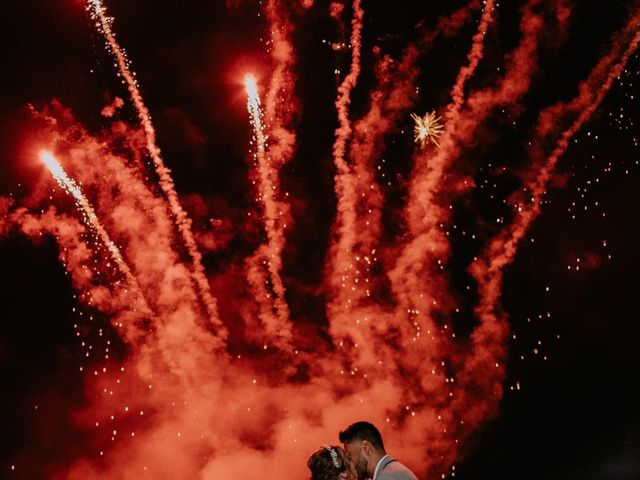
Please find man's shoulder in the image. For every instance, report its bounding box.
[377,458,418,480]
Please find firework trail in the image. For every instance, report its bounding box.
[244,74,292,347]
[86,0,226,337]
[4,204,151,345]
[264,0,298,165]
[322,2,492,450]
[471,16,640,335]
[239,0,299,349]
[325,1,504,427]
[440,11,640,472]
[389,0,542,329]
[351,0,483,168]
[376,6,550,470]
[446,0,496,123]
[427,0,482,41]
[31,101,228,369]
[39,149,151,316]
[332,0,482,319]
[384,0,499,355]
[328,0,365,315]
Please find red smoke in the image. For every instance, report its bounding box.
[1,1,638,479]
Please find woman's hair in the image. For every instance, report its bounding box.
[307,445,348,480]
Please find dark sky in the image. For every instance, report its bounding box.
[1,0,639,478]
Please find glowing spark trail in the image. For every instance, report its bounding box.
[264,0,298,154]
[244,74,292,346]
[40,150,150,315]
[477,22,640,287]
[411,111,444,147]
[336,0,484,329]
[446,0,496,122]
[86,0,225,339]
[244,0,298,348]
[388,0,498,341]
[329,0,365,314]
[461,12,640,468]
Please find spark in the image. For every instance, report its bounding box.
[411,111,444,148]
[39,150,149,313]
[244,74,260,105]
[243,73,292,345]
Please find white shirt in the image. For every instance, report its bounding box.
[372,454,391,480]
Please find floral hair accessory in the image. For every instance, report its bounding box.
[322,445,341,469]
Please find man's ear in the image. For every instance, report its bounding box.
[361,440,372,455]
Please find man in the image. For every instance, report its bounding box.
[339,421,418,480]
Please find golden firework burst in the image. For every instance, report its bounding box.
[411,111,444,148]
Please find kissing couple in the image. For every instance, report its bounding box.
[307,421,418,480]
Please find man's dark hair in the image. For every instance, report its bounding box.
[339,421,385,451]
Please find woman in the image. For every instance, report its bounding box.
[307,445,355,480]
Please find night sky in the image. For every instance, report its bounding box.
[1,1,639,479]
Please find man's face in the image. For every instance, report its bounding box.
[344,441,370,480]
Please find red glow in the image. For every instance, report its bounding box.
[0,1,638,479]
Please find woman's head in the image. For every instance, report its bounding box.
[307,445,352,480]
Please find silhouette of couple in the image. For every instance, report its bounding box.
[307,421,417,480]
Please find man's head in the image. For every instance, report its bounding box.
[339,422,386,479]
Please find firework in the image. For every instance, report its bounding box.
[85,0,225,337]
[411,111,444,147]
[39,150,150,314]
[244,73,292,347]
[0,1,637,479]
[329,0,366,315]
